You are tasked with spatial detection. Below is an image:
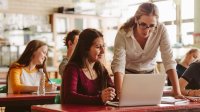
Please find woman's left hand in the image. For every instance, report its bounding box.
[174,94,185,99]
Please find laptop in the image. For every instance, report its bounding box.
[107,74,166,107]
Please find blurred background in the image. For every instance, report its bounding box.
[0,0,199,78]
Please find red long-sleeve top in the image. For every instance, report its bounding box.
[61,63,114,105]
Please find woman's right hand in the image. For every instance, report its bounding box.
[45,83,57,92]
[101,87,116,103]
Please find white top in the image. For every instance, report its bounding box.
[8,68,41,94]
[111,23,176,74]
[20,69,41,86]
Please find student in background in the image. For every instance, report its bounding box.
[168,49,200,86]
[7,40,57,94]
[59,29,80,76]
[61,28,116,105]
[179,60,200,96]
[111,2,184,99]
[177,49,200,77]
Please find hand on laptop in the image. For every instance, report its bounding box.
[101,87,116,103]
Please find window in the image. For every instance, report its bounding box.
[181,0,194,19]
[154,0,176,22]
[181,22,194,45]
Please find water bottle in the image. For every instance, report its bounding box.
[37,68,45,96]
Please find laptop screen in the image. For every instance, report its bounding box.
[114,74,166,106]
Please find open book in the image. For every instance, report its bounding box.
[161,97,189,105]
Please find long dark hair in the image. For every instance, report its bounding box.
[120,2,159,32]
[69,28,109,90]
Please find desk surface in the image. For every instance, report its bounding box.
[0,93,57,107]
[32,103,200,112]
[0,79,6,84]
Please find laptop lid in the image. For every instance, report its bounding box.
[118,74,166,106]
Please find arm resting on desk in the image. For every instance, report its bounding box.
[9,68,38,93]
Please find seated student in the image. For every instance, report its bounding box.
[7,40,57,94]
[177,49,200,78]
[59,29,80,76]
[168,48,200,86]
[179,60,200,96]
[61,28,116,105]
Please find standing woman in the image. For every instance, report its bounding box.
[7,40,56,94]
[61,28,116,105]
[111,2,184,99]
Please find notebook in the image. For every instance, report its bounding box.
[161,96,189,105]
[107,74,166,107]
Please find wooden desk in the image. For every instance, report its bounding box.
[0,67,7,84]
[32,103,200,112]
[0,93,56,107]
[0,79,6,84]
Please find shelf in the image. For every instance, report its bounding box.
[50,13,120,67]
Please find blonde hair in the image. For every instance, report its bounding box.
[180,48,200,63]
[186,48,199,56]
[120,2,159,32]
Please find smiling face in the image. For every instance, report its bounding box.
[136,15,157,38]
[31,45,48,65]
[87,37,105,63]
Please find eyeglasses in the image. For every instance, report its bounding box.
[137,21,156,30]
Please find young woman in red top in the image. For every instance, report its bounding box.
[61,28,116,105]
